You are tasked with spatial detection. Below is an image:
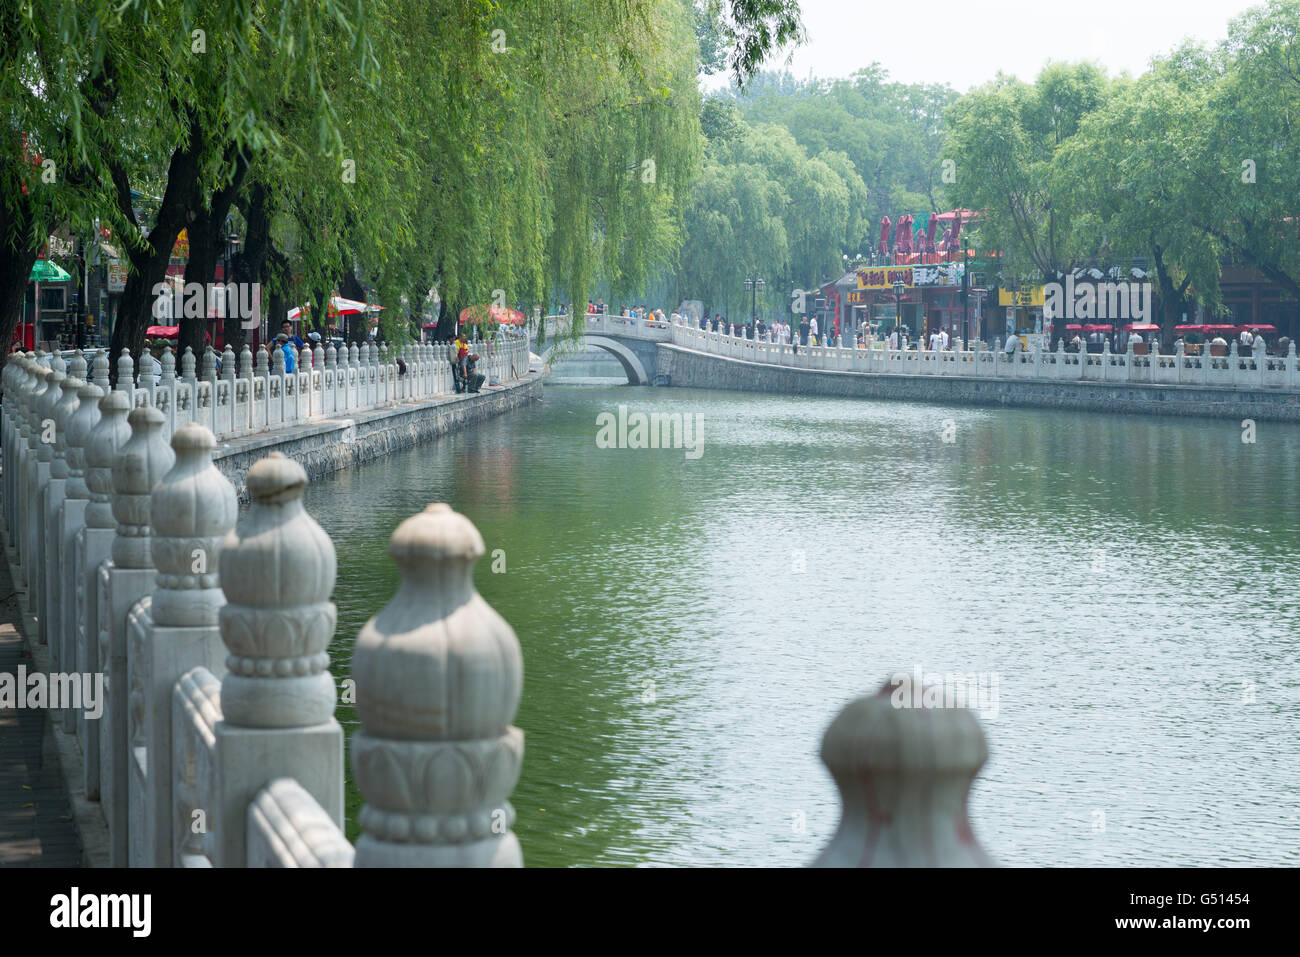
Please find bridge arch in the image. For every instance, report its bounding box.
[542,334,651,385]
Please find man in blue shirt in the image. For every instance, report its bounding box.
[281,319,305,349]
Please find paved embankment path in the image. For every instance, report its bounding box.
[0,545,82,867]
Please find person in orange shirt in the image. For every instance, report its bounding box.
[455,333,470,392]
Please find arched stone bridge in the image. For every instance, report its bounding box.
[537,313,672,385]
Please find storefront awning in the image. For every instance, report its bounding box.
[30,260,71,282]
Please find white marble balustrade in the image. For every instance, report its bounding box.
[668,319,1300,390]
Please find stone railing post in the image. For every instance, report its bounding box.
[61,378,102,735]
[47,356,85,650]
[178,346,196,428]
[236,344,253,432]
[211,453,342,867]
[77,390,131,797]
[812,680,994,867]
[352,503,524,867]
[253,345,270,429]
[8,356,36,580]
[100,405,175,865]
[129,424,237,866]
[29,356,65,639]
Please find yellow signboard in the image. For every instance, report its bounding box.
[998,287,1045,307]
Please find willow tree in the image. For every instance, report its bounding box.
[0,0,372,373]
[1055,58,1224,346]
[944,63,1112,314]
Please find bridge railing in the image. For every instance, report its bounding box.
[540,311,673,344]
[3,345,1002,868]
[668,318,1300,390]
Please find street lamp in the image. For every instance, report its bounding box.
[743,277,765,331]
[224,218,240,342]
[893,279,905,339]
[962,237,970,343]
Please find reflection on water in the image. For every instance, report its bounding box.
[303,384,1300,867]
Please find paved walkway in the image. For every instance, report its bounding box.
[0,531,83,867]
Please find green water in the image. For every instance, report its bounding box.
[304,384,1300,867]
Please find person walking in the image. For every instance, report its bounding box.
[809,315,819,346]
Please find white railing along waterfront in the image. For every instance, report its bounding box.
[669,319,1300,390]
[2,342,997,868]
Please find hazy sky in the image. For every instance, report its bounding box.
[706,0,1262,92]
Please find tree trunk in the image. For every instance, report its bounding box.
[179,204,218,359]
[340,267,368,343]
[0,189,38,369]
[228,180,272,355]
[108,112,209,384]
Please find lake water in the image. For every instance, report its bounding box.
[303,383,1300,867]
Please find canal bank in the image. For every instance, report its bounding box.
[213,370,544,500]
[656,343,1300,423]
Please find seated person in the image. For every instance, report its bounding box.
[464,353,486,393]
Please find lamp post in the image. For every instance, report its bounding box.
[223,217,240,346]
[894,279,905,341]
[962,237,970,343]
[744,277,764,332]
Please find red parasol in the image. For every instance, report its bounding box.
[458,304,526,326]
[146,325,179,337]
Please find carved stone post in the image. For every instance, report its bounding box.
[254,344,270,428]
[100,405,175,864]
[158,346,177,435]
[811,681,994,867]
[78,390,131,797]
[179,347,197,429]
[45,364,84,671]
[352,503,524,867]
[63,380,103,737]
[211,453,342,867]
[29,358,64,637]
[129,424,237,866]
[10,357,38,574]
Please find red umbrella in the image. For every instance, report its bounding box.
[1065,324,1083,331]
[146,325,179,337]
[458,305,525,326]
[1122,323,1159,332]
[1083,324,1113,332]
[878,216,891,258]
